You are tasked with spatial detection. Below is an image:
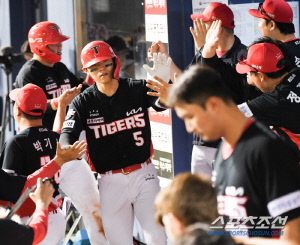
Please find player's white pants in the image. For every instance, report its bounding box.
[98,161,167,245]
[21,208,66,245]
[59,159,108,245]
[191,145,217,178]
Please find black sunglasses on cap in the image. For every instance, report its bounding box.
[238,54,259,73]
[258,3,276,22]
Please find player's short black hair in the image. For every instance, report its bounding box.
[249,36,289,78]
[167,65,233,108]
[21,110,44,120]
[265,19,295,35]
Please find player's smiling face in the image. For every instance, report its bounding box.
[174,101,222,141]
[86,58,114,84]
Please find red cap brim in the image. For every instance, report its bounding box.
[236,61,256,74]
[190,14,210,21]
[248,9,265,19]
[9,88,21,101]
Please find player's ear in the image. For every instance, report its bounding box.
[16,106,22,116]
[206,96,221,113]
[82,68,88,73]
[269,20,276,31]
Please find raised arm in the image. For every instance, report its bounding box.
[52,85,82,132]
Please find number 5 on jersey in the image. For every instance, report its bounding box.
[133,131,144,146]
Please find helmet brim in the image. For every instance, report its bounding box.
[83,56,115,69]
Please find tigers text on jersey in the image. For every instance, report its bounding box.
[61,78,164,173]
[15,60,84,129]
[1,126,60,217]
[213,121,300,237]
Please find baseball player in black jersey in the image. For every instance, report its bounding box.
[248,0,300,71]
[60,41,168,245]
[1,84,106,244]
[202,21,300,150]
[15,21,88,129]
[167,65,300,243]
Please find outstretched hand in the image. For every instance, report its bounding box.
[54,141,87,167]
[205,20,222,49]
[146,76,172,105]
[143,52,172,83]
[59,85,82,108]
[190,18,207,50]
[202,20,222,58]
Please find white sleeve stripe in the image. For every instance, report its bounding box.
[237,103,253,118]
[267,190,300,217]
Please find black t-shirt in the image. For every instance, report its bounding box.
[284,38,300,71]
[192,36,248,147]
[238,69,300,134]
[60,78,164,173]
[15,60,84,129]
[0,219,34,245]
[1,126,60,216]
[213,121,300,237]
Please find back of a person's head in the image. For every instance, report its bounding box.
[155,173,219,228]
[167,65,233,108]
[106,35,128,52]
[174,223,241,245]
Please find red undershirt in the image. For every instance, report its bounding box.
[222,118,254,159]
[216,50,228,58]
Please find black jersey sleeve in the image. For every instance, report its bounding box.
[59,99,85,145]
[1,139,25,174]
[202,55,261,102]
[256,136,300,221]
[243,92,284,127]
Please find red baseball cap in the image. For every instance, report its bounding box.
[236,43,285,74]
[248,0,293,23]
[190,2,235,29]
[9,83,47,116]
